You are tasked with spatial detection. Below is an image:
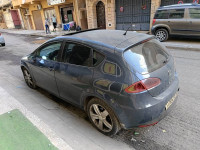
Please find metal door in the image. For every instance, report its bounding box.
[116,0,151,31]
[161,0,193,6]
[96,1,106,29]
[10,10,21,29]
[32,10,44,30]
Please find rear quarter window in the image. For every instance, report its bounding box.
[189,8,200,19]
[154,10,169,19]
[124,39,169,74]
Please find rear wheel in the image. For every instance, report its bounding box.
[87,98,121,136]
[155,29,169,42]
[22,68,37,89]
[1,43,5,46]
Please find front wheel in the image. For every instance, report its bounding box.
[22,68,37,89]
[1,43,5,46]
[87,98,121,136]
[155,29,169,42]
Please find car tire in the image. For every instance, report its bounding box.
[22,68,37,89]
[155,28,169,42]
[87,98,121,136]
[1,43,5,46]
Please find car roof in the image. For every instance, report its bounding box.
[158,3,200,10]
[54,30,153,52]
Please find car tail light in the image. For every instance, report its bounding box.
[0,33,1,36]
[125,78,160,93]
[152,19,156,25]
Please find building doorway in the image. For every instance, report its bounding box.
[60,5,74,24]
[96,1,106,29]
[32,10,44,30]
[10,10,21,29]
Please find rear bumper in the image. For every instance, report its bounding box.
[115,76,179,129]
[136,93,178,128]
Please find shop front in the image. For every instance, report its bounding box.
[46,0,76,30]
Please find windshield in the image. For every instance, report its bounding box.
[124,39,169,74]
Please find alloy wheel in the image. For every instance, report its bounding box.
[23,69,34,87]
[156,30,167,42]
[89,104,113,132]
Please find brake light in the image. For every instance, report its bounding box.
[152,19,156,25]
[125,78,160,93]
[0,33,1,36]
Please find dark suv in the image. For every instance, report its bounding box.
[152,3,200,42]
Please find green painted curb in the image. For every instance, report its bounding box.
[0,109,58,150]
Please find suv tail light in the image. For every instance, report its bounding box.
[152,19,156,25]
[125,78,160,93]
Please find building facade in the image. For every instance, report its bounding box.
[11,0,199,31]
[0,0,23,29]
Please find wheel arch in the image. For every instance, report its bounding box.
[154,26,170,35]
[82,94,124,128]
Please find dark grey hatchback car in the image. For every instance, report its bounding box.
[21,30,179,136]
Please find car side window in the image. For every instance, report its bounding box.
[189,8,200,19]
[93,50,105,66]
[155,10,169,19]
[63,42,92,67]
[169,9,185,19]
[103,61,121,76]
[36,42,61,61]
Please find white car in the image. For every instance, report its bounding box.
[0,33,5,46]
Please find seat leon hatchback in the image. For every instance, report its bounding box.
[21,29,179,136]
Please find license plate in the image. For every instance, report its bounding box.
[165,93,177,110]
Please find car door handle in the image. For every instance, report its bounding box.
[48,66,54,71]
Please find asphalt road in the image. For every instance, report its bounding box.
[0,33,199,150]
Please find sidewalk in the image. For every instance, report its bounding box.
[0,86,73,150]
[0,28,75,38]
[163,40,200,51]
[1,28,200,51]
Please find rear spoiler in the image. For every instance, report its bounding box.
[124,36,155,52]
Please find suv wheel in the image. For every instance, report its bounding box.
[87,98,121,136]
[155,29,169,42]
[1,43,5,46]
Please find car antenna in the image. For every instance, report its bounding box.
[123,24,135,35]
[123,26,131,36]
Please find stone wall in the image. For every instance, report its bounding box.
[150,0,161,30]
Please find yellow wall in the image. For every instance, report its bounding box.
[14,0,76,30]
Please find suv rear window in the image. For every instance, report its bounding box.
[155,10,169,19]
[124,39,169,74]
[189,8,200,19]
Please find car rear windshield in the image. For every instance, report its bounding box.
[124,39,169,74]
